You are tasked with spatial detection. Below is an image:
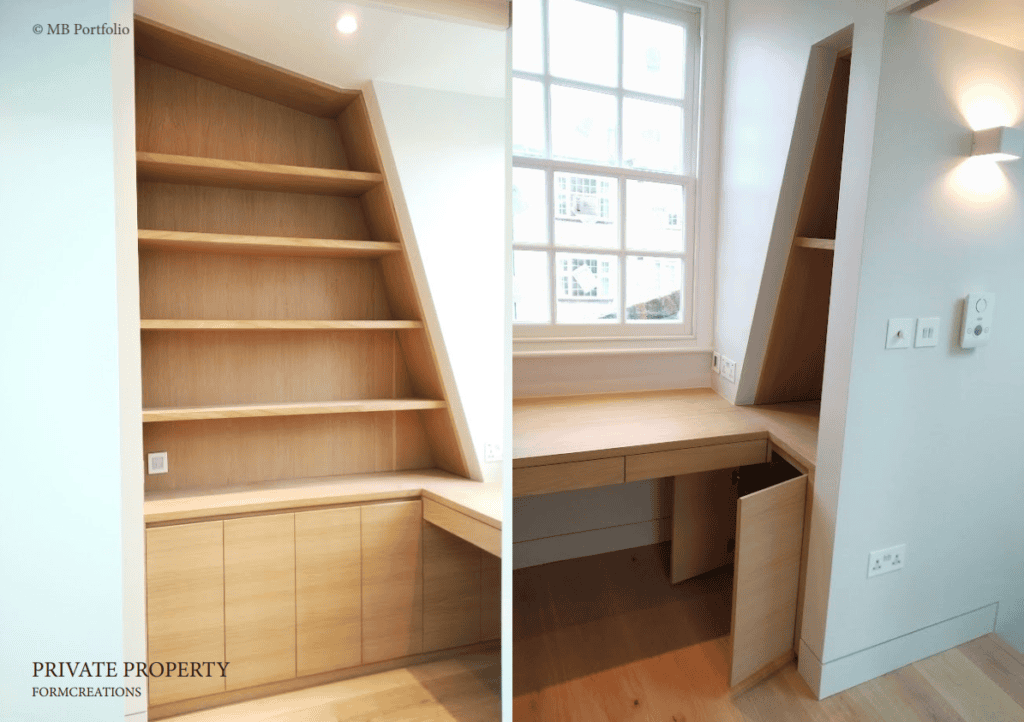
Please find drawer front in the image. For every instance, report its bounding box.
[625,439,767,482]
[514,456,625,497]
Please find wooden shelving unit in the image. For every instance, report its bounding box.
[756,51,851,405]
[135,16,470,500]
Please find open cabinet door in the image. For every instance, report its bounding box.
[729,474,808,687]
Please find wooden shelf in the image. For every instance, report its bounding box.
[795,237,835,251]
[137,152,383,196]
[138,230,401,258]
[142,469,498,525]
[141,320,422,330]
[143,399,446,423]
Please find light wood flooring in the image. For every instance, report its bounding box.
[163,649,500,721]
[513,542,1024,722]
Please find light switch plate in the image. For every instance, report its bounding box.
[960,293,995,348]
[147,451,168,475]
[885,318,914,349]
[915,317,940,348]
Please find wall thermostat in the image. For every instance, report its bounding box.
[960,293,995,348]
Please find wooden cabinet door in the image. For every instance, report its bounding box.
[296,507,361,676]
[423,521,481,652]
[146,521,225,705]
[224,513,296,690]
[671,469,737,584]
[361,500,423,663]
[729,474,807,687]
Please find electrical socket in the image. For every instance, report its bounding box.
[712,351,721,373]
[484,442,502,463]
[721,356,737,383]
[868,544,906,578]
[147,451,168,475]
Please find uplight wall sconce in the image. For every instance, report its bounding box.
[972,126,1024,161]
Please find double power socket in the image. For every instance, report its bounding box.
[711,351,737,382]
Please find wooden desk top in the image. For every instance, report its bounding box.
[513,388,819,472]
[144,469,502,529]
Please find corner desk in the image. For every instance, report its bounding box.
[513,388,819,689]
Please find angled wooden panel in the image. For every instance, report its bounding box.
[224,513,296,690]
[337,95,382,174]
[754,248,834,404]
[134,16,358,117]
[361,500,423,663]
[671,469,736,584]
[481,551,501,641]
[730,474,807,687]
[135,57,349,169]
[146,522,225,705]
[296,507,362,676]
[423,520,482,652]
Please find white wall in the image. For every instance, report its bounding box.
[805,14,1024,691]
[368,82,506,482]
[718,0,1024,696]
[0,1,139,720]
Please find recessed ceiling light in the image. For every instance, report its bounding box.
[337,15,358,34]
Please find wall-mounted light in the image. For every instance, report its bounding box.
[971,126,1023,161]
[336,14,358,34]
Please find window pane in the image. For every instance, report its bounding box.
[513,167,548,245]
[553,172,619,249]
[551,85,617,165]
[626,180,684,252]
[513,250,551,323]
[623,14,686,99]
[555,252,619,323]
[549,0,617,87]
[623,98,682,173]
[626,256,682,322]
[513,78,546,157]
[512,0,544,73]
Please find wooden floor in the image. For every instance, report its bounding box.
[513,543,1024,722]
[164,650,500,721]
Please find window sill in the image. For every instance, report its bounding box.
[513,335,709,357]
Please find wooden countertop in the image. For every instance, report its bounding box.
[144,469,502,529]
[513,388,818,472]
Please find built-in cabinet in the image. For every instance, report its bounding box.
[134,17,496,716]
[145,501,498,710]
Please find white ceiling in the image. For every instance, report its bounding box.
[134,0,507,97]
[915,0,1024,53]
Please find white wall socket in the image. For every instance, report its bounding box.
[721,356,737,382]
[484,442,502,463]
[868,544,906,577]
[712,351,721,374]
[147,451,168,475]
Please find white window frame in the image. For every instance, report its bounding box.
[512,0,707,354]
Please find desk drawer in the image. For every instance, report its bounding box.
[514,457,625,497]
[625,439,767,482]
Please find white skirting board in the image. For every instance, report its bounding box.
[513,517,672,569]
[798,602,998,699]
